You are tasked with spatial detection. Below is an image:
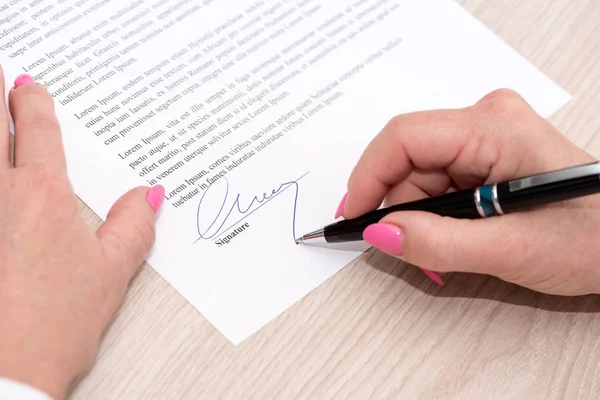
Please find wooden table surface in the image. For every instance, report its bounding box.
[69,1,600,399]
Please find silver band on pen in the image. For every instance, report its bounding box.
[492,183,504,215]
[474,188,486,218]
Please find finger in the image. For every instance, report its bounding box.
[0,66,10,169]
[363,210,530,278]
[342,88,545,220]
[365,208,600,294]
[343,108,478,218]
[97,185,164,281]
[9,74,66,173]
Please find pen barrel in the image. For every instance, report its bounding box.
[322,165,600,243]
[497,174,600,213]
[324,189,481,242]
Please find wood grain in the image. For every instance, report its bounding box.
[68,1,600,399]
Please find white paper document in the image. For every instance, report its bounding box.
[1,0,570,344]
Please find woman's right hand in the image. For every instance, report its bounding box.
[338,88,600,296]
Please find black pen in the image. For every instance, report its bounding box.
[295,161,600,244]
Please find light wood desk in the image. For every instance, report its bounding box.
[70,1,600,399]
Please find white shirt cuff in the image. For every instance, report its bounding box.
[0,378,53,400]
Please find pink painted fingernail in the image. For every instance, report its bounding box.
[421,269,444,286]
[14,74,35,88]
[334,193,347,218]
[147,185,165,215]
[363,223,403,254]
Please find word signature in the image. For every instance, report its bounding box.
[194,172,309,243]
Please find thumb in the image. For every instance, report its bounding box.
[363,211,509,276]
[97,185,165,280]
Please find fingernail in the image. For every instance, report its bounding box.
[421,269,444,286]
[147,185,165,215]
[334,193,347,218]
[363,223,402,255]
[14,74,35,88]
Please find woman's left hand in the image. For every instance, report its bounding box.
[0,68,164,399]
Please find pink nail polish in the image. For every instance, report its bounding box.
[421,269,444,286]
[147,185,165,214]
[334,193,347,218]
[363,223,402,254]
[14,74,35,88]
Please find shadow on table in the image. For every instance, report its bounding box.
[362,248,600,314]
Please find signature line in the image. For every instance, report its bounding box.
[194,171,310,243]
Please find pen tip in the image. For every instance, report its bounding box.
[295,237,303,243]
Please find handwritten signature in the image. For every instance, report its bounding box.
[194,172,309,242]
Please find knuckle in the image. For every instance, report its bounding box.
[104,220,155,273]
[102,232,133,282]
[13,167,65,205]
[386,113,416,140]
[9,168,73,228]
[388,112,435,136]
[18,112,60,134]
[100,239,130,295]
[13,90,58,126]
[482,88,523,101]
[480,93,529,116]
[388,113,405,131]
[104,232,127,265]
[28,167,64,193]
[15,85,52,103]
[27,169,75,215]
[134,216,156,251]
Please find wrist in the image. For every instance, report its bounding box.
[0,308,78,400]
[0,352,73,400]
[0,377,55,400]
[0,366,70,400]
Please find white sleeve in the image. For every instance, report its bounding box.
[0,378,53,400]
